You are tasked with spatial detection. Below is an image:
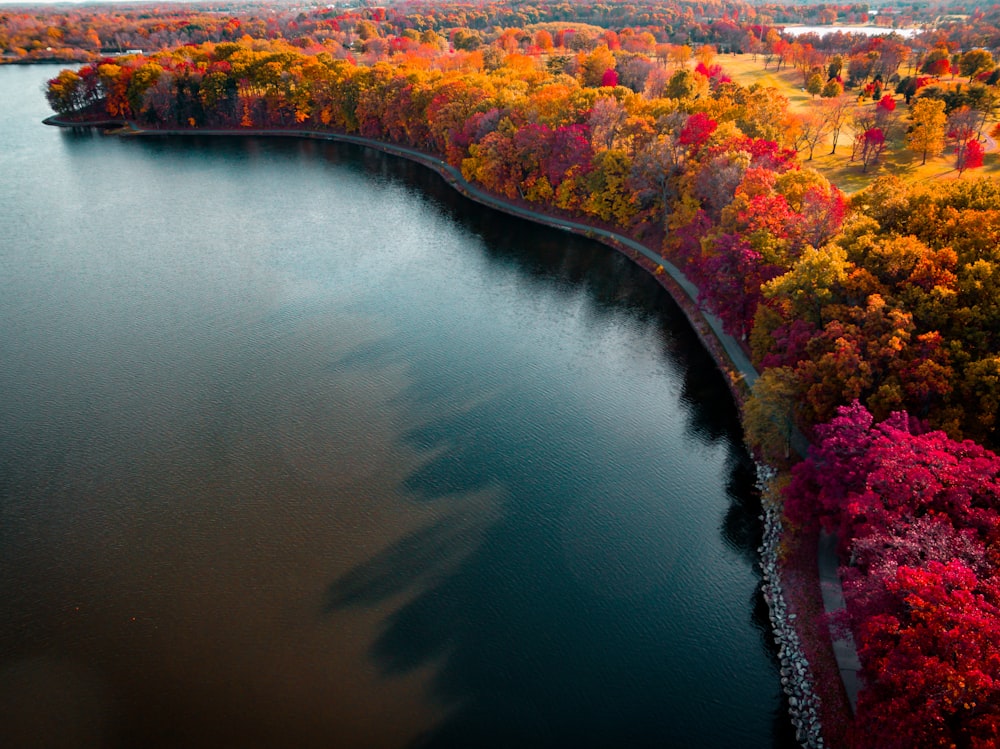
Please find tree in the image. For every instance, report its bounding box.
[588,96,626,151]
[906,97,946,164]
[805,70,824,98]
[966,85,999,136]
[583,148,636,223]
[579,44,615,88]
[533,29,553,52]
[763,243,851,326]
[854,562,1000,749]
[823,96,852,154]
[668,43,692,69]
[959,49,994,82]
[964,139,986,172]
[797,107,832,161]
[698,232,780,340]
[921,47,952,77]
[828,55,844,80]
[855,127,886,172]
[851,99,896,171]
[46,68,86,114]
[744,367,799,460]
[821,78,843,98]
[665,68,701,99]
[948,106,982,175]
[677,112,717,151]
[630,132,685,230]
[739,86,791,144]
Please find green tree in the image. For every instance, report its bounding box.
[661,68,692,99]
[821,78,843,98]
[805,71,824,98]
[959,49,994,82]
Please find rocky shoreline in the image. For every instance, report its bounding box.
[757,465,826,748]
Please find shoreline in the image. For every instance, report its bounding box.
[45,114,848,748]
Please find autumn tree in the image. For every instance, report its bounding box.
[959,48,994,81]
[906,96,946,164]
[948,106,983,175]
[921,46,952,77]
[821,78,843,99]
[854,561,1000,749]
[797,105,832,161]
[851,96,896,172]
[805,70,824,98]
[578,44,615,88]
[744,366,799,460]
[823,96,852,154]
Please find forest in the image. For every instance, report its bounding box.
[31,1,1000,747]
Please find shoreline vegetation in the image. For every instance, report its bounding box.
[44,112,849,748]
[39,10,1000,742]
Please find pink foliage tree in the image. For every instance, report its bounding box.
[785,401,1000,747]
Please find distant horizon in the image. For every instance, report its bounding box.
[0,0,305,5]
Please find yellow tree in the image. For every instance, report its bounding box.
[906,97,946,164]
[578,44,615,88]
[668,44,692,69]
[744,367,800,460]
[695,44,716,66]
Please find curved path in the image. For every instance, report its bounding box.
[48,116,861,716]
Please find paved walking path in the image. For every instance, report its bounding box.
[818,532,861,709]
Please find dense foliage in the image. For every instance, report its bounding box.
[786,402,1000,748]
[755,177,1000,446]
[7,0,1000,64]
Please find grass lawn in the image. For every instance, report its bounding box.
[805,146,1000,191]
[716,54,1000,194]
[718,53,815,112]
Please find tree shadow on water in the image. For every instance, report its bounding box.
[721,451,765,565]
[323,517,469,612]
[321,390,796,749]
[312,145,798,749]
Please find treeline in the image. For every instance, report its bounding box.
[45,33,1000,746]
[44,38,845,334]
[9,0,999,66]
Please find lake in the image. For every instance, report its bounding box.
[783,24,919,38]
[0,64,795,748]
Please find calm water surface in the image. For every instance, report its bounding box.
[0,65,795,748]
[783,24,918,37]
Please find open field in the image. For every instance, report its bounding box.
[717,54,1000,193]
[717,53,814,110]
